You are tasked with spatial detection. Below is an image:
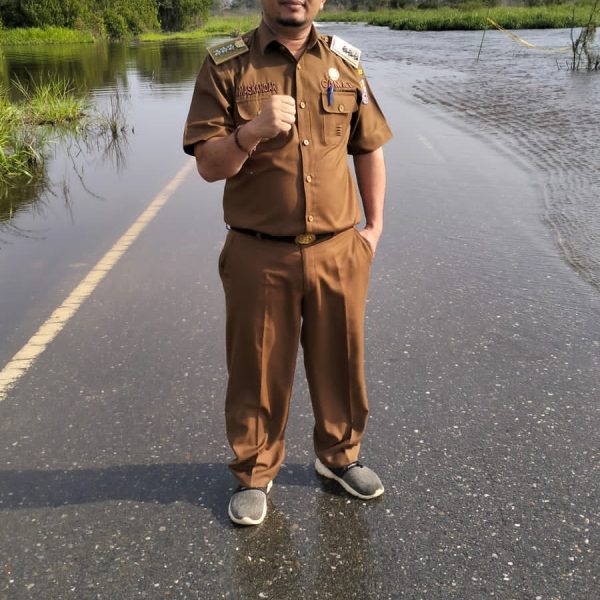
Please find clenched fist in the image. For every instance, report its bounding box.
[252,95,296,140]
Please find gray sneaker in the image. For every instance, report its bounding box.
[315,458,384,500]
[228,480,273,526]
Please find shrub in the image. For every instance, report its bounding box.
[18,0,80,27]
[0,0,160,38]
[103,9,129,39]
[0,0,24,28]
[157,0,211,31]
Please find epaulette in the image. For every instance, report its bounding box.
[208,37,249,65]
[329,35,361,69]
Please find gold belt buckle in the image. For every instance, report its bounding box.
[294,233,317,245]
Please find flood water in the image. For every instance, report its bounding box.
[2,24,600,599]
[1,24,599,292]
[0,39,211,357]
[0,38,209,229]
[349,25,600,288]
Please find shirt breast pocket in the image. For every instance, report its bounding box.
[320,91,358,146]
[234,95,291,152]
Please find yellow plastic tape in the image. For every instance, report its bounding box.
[486,17,571,53]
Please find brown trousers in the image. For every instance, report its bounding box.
[219,227,373,487]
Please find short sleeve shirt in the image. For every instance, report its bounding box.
[183,21,393,236]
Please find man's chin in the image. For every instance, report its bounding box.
[276,17,307,27]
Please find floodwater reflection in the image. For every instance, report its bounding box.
[230,489,377,599]
[1,39,208,95]
[0,38,209,242]
[0,102,131,242]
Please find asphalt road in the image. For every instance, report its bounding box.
[1,72,600,599]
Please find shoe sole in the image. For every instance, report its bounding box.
[314,458,384,500]
[228,480,273,526]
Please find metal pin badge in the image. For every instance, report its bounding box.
[328,67,340,81]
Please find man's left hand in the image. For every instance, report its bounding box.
[359,227,381,256]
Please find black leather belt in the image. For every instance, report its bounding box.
[229,226,335,246]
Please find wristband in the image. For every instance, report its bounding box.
[234,125,257,157]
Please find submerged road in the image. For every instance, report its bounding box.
[1,59,600,599]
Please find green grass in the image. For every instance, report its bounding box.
[318,4,597,31]
[138,15,260,41]
[0,78,91,186]
[0,5,596,45]
[0,26,96,46]
[13,77,89,126]
[0,90,43,184]
[0,75,130,194]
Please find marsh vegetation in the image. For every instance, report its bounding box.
[570,0,600,69]
[319,3,599,30]
[2,1,598,43]
[0,0,211,40]
[0,74,128,228]
[0,77,87,187]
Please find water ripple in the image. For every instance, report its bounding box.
[344,25,600,290]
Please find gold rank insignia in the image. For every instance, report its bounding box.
[329,36,362,69]
[208,37,249,65]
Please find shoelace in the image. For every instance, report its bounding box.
[338,460,364,476]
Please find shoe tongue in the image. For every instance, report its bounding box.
[342,461,362,474]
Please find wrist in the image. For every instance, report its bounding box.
[364,223,383,235]
[235,122,262,155]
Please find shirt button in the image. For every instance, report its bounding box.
[302,139,310,146]
[306,175,312,183]
[300,101,306,109]
[338,104,345,111]
[307,215,314,222]
[297,64,302,70]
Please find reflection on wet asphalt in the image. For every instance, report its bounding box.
[1,25,600,599]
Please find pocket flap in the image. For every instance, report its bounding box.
[321,91,358,114]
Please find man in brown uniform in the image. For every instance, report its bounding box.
[183,0,392,525]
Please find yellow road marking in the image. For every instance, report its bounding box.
[0,159,195,401]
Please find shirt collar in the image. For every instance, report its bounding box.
[256,19,320,55]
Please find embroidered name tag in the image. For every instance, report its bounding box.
[320,79,354,90]
[237,82,278,98]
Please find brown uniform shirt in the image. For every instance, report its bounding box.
[183,21,393,236]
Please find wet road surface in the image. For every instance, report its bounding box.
[2,32,600,600]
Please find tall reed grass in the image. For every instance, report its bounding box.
[0,90,42,185]
[318,5,596,31]
[13,78,89,125]
[0,77,90,186]
[0,74,130,197]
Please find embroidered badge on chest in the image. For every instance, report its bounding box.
[237,82,278,98]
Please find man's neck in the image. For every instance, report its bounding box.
[263,17,312,59]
